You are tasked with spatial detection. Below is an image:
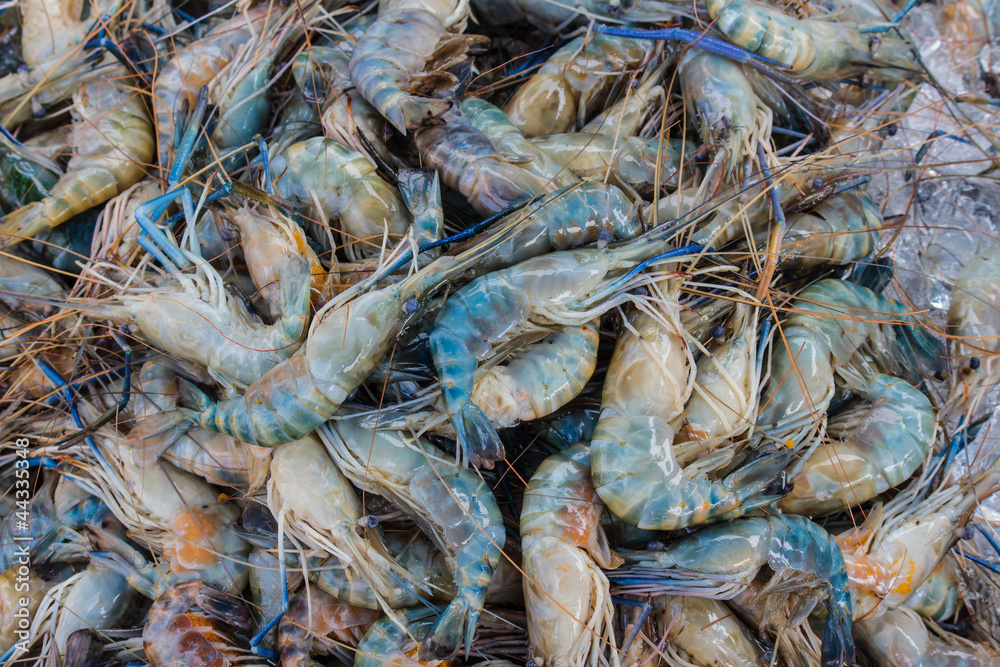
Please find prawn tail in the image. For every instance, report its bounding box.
[282,650,323,667]
[176,377,213,412]
[456,402,504,469]
[418,596,472,661]
[278,253,313,339]
[175,377,237,439]
[396,96,453,133]
[0,201,46,247]
[125,411,195,468]
[64,628,103,666]
[722,448,794,511]
[893,321,947,380]
[820,597,855,667]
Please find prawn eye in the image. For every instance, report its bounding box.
[711,325,726,340]
[598,230,614,243]
[970,356,981,370]
[812,177,824,190]
[887,123,898,136]
[364,515,379,529]
[403,298,419,314]
[963,526,975,540]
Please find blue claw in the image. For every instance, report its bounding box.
[134,187,195,270]
[617,244,711,285]
[136,235,182,273]
[961,552,1000,576]
[612,597,653,655]
[756,318,772,367]
[0,122,26,148]
[133,85,209,269]
[249,526,289,658]
[248,619,281,660]
[757,143,785,227]
[593,24,792,69]
[26,456,63,469]
[84,34,126,60]
[258,137,275,195]
[34,332,132,455]
[977,525,1000,558]
[508,36,560,77]
[168,85,209,188]
[923,415,989,491]
[202,182,235,207]
[890,0,920,22]
[35,359,109,467]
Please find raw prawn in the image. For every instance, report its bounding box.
[0,82,153,247]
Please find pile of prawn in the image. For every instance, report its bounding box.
[1,0,999,665]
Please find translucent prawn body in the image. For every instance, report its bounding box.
[678,49,773,177]
[854,606,1000,667]
[348,0,483,133]
[414,106,553,216]
[151,8,270,175]
[520,444,623,667]
[704,0,914,80]
[270,137,412,261]
[947,248,1000,415]
[429,240,670,467]
[503,34,653,137]
[660,596,764,666]
[779,373,936,517]
[0,82,153,247]
[320,419,504,659]
[615,513,855,667]
[531,133,685,198]
[82,254,312,389]
[758,279,944,440]
[781,190,884,274]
